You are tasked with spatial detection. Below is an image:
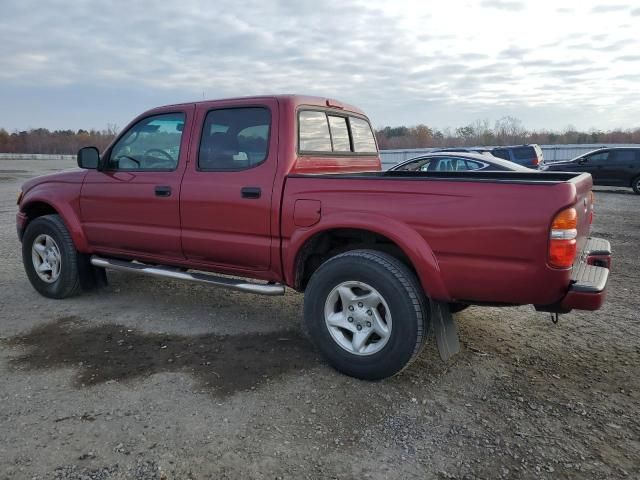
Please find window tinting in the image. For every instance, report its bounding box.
[513,147,535,160]
[299,111,332,152]
[398,159,431,171]
[614,150,635,162]
[198,107,270,171]
[587,151,609,162]
[108,113,185,171]
[350,117,377,153]
[328,116,350,152]
[492,149,510,160]
[434,157,475,171]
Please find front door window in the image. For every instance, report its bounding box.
[108,113,185,171]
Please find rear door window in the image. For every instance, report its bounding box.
[513,147,534,160]
[612,150,635,162]
[198,107,271,171]
[492,149,510,160]
[433,157,475,171]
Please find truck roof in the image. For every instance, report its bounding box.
[155,94,367,116]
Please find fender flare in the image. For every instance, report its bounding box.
[285,211,449,300]
[21,190,91,253]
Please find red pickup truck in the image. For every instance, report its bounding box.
[16,95,611,380]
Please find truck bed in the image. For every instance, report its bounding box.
[282,170,594,307]
[289,170,586,184]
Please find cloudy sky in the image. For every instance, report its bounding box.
[1,0,638,132]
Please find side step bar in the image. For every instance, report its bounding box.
[90,256,286,296]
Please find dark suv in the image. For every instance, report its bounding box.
[490,144,544,168]
[541,147,640,194]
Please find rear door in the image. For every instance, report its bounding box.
[80,107,193,258]
[179,99,278,271]
[606,149,637,185]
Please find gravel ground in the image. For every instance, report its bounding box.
[0,159,638,480]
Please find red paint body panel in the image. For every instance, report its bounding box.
[16,95,609,311]
[280,174,591,305]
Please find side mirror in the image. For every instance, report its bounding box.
[77,146,100,169]
[577,157,588,164]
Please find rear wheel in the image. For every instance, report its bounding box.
[22,215,83,299]
[303,249,428,380]
[632,176,640,194]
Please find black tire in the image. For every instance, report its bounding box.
[22,214,83,299]
[448,302,470,314]
[303,249,428,380]
[632,176,640,195]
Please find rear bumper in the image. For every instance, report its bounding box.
[537,237,611,312]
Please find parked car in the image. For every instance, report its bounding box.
[16,95,611,380]
[490,144,544,169]
[390,152,530,172]
[541,147,640,194]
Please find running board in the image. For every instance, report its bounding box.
[90,256,286,296]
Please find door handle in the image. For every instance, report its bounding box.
[241,187,261,199]
[155,185,172,197]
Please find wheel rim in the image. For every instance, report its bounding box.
[324,281,392,356]
[31,234,62,283]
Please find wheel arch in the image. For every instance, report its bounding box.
[20,195,90,252]
[286,213,449,300]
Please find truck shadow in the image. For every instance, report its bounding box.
[2,316,318,398]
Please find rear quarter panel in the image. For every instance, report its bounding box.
[282,175,589,305]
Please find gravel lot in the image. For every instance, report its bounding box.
[1,159,638,480]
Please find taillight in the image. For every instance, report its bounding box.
[533,156,540,166]
[549,207,577,268]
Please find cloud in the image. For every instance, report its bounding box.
[0,0,638,131]
[615,55,640,62]
[631,7,640,15]
[590,4,629,13]
[480,0,525,11]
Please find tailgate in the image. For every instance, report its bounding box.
[570,173,594,255]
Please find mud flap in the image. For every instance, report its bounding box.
[78,253,109,291]
[431,301,460,361]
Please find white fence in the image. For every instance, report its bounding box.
[380,144,640,169]
[0,153,76,161]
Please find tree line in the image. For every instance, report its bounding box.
[0,126,118,155]
[376,117,640,150]
[1,117,639,154]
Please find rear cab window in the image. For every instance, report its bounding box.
[298,110,377,155]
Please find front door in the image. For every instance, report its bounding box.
[80,107,193,258]
[180,99,278,271]
[580,150,610,184]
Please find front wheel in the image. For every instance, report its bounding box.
[632,176,640,195]
[22,214,82,299]
[303,249,428,380]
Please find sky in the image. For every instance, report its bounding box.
[0,0,639,132]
